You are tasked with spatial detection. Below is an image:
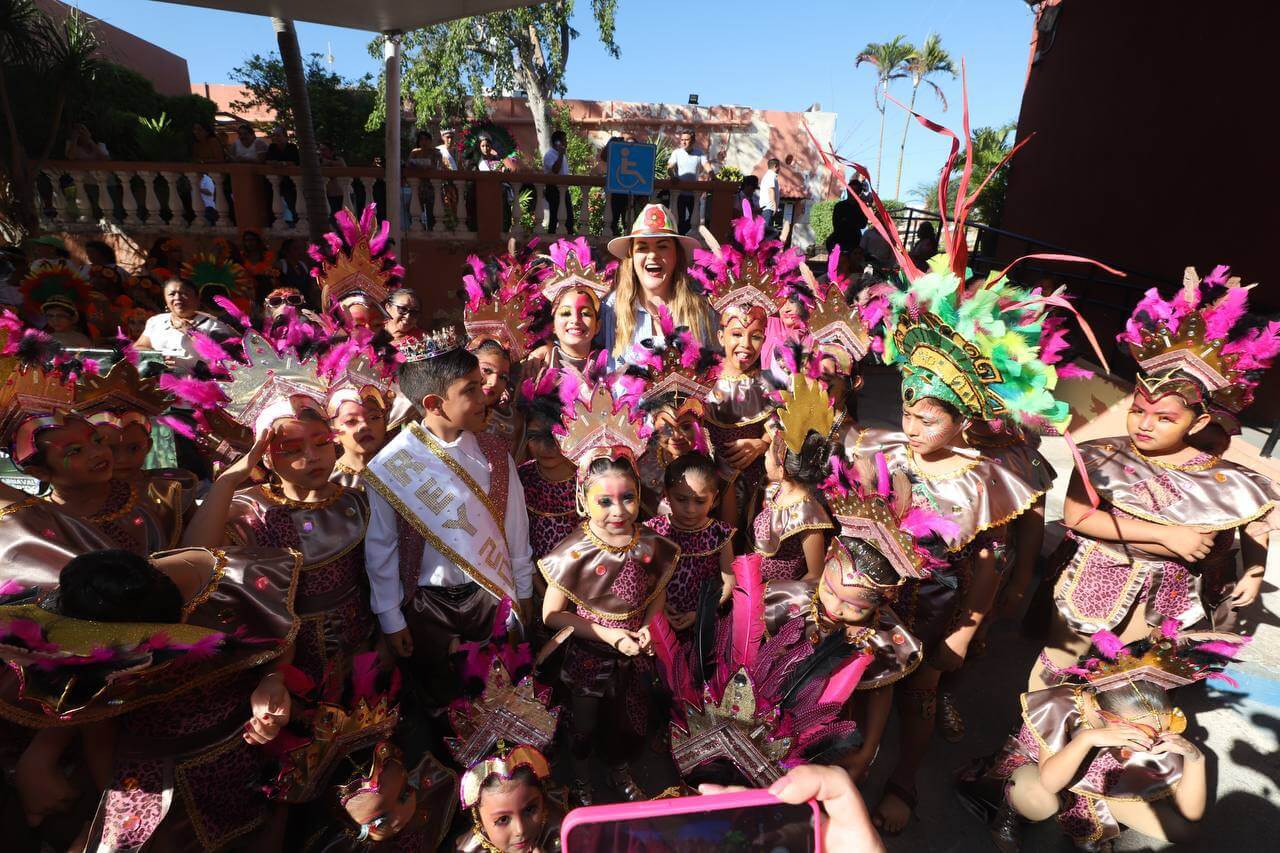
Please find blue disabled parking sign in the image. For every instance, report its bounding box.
[606,141,656,196]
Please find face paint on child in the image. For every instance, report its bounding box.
[477,351,512,406]
[553,290,598,353]
[266,417,337,490]
[718,313,767,373]
[584,471,640,536]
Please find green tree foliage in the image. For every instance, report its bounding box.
[68,64,216,162]
[231,51,382,164]
[809,199,836,247]
[908,123,1015,226]
[373,0,619,158]
[0,0,101,238]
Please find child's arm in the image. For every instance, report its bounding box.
[933,542,1001,672]
[180,430,271,548]
[842,687,892,782]
[718,540,735,604]
[543,586,640,654]
[364,488,411,657]
[1232,521,1270,609]
[1063,473,1213,562]
[1151,734,1207,821]
[1039,725,1150,794]
[15,728,79,826]
[801,531,827,582]
[998,498,1045,619]
[635,588,668,654]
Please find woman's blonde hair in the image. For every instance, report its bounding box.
[611,242,714,357]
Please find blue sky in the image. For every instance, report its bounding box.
[72,0,1035,199]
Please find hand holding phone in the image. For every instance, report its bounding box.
[700,765,886,853]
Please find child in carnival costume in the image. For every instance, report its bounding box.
[327,351,399,492]
[1034,266,1280,688]
[650,550,872,792]
[460,241,542,451]
[181,251,255,315]
[264,651,460,851]
[958,625,1243,851]
[178,330,376,688]
[615,303,720,515]
[538,381,680,804]
[0,544,303,851]
[690,202,801,539]
[760,451,954,781]
[311,205,404,338]
[361,327,535,706]
[448,600,567,851]
[20,259,93,347]
[0,324,187,584]
[818,79,1103,828]
[523,238,613,379]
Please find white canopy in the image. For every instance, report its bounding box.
[153,0,536,34]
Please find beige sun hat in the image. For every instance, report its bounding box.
[606,203,702,259]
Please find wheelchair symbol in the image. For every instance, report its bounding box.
[615,146,646,191]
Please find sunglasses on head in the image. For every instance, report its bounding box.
[267,293,304,308]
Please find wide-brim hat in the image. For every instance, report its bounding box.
[607,204,701,259]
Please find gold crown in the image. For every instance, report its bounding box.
[0,336,77,453]
[1130,268,1248,413]
[445,656,560,771]
[272,695,400,803]
[809,292,871,364]
[400,326,463,363]
[459,744,552,810]
[638,343,713,415]
[464,289,535,361]
[539,250,612,307]
[558,382,650,469]
[317,236,394,310]
[825,490,926,585]
[671,669,791,787]
[1085,636,1211,693]
[75,359,172,418]
[776,374,833,455]
[711,257,782,322]
[219,331,329,429]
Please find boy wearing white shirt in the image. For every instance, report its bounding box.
[362,328,534,697]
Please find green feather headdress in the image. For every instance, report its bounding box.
[882,256,1068,429]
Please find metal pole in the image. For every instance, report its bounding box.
[383,31,403,252]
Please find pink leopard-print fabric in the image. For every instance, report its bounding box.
[646,515,734,613]
[174,733,272,849]
[519,460,579,561]
[753,508,807,581]
[100,755,168,849]
[707,420,766,493]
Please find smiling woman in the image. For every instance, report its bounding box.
[600,204,716,366]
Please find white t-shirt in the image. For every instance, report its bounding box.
[542,148,569,175]
[140,312,231,359]
[760,168,779,211]
[668,147,707,181]
[229,137,266,163]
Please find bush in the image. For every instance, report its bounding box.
[63,63,216,161]
[809,199,836,247]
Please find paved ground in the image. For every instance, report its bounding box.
[852,368,1280,852]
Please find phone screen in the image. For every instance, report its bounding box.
[564,801,818,852]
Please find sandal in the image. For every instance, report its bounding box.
[939,691,966,743]
[872,779,917,837]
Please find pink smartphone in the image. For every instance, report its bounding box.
[560,789,823,852]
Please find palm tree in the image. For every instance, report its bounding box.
[272,18,328,242]
[893,33,956,200]
[854,35,912,194]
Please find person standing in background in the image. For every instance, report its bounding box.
[666,129,711,235]
[543,130,573,234]
[759,157,781,232]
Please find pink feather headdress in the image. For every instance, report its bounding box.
[694,200,807,326]
[652,553,870,786]
[1118,265,1280,434]
[820,452,958,588]
[1059,621,1249,693]
[310,203,404,312]
[462,241,543,359]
